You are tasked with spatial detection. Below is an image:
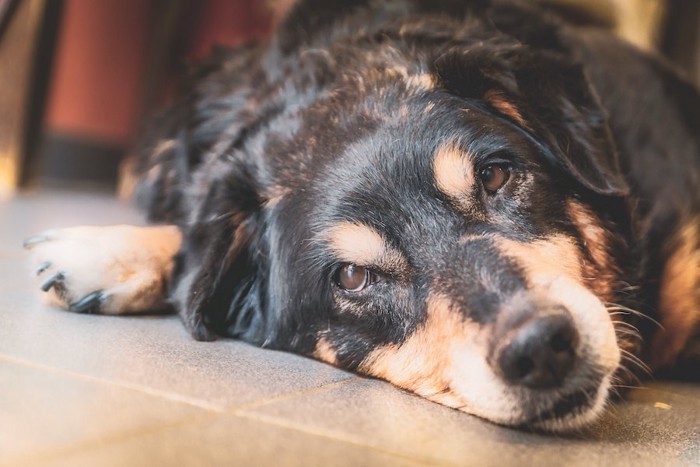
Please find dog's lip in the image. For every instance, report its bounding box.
[522,383,601,425]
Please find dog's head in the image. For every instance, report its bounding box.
[173,33,633,431]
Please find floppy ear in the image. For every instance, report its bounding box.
[173,157,268,342]
[434,46,629,196]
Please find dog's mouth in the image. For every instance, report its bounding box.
[524,378,609,431]
[542,386,598,420]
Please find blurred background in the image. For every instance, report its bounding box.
[0,0,698,197]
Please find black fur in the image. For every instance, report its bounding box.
[134,0,699,410]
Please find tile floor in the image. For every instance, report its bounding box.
[1,189,698,466]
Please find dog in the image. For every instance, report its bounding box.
[25,0,700,431]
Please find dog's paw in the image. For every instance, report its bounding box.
[24,225,182,314]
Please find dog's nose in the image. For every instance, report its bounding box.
[495,311,579,389]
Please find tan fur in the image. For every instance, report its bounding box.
[359,294,472,408]
[566,200,618,299]
[483,89,528,128]
[433,142,474,201]
[387,65,435,90]
[406,73,436,89]
[652,218,700,368]
[313,337,339,366]
[498,234,582,284]
[324,222,409,274]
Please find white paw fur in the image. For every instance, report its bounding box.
[25,225,182,314]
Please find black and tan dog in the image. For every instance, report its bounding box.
[25,0,699,431]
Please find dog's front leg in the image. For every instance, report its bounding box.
[24,225,182,314]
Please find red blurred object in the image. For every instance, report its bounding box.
[44,0,274,147]
[186,0,272,60]
[44,0,155,144]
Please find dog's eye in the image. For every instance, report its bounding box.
[479,163,510,193]
[334,264,377,292]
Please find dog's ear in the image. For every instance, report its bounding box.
[173,157,269,342]
[434,46,629,196]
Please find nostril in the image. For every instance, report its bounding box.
[515,356,534,379]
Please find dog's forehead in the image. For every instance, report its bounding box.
[309,104,526,221]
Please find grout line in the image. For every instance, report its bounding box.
[235,411,448,466]
[5,400,445,467]
[230,376,359,413]
[0,354,226,412]
[0,353,360,414]
[0,411,222,467]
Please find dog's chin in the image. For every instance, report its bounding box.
[527,377,611,433]
[512,379,612,434]
[452,376,612,433]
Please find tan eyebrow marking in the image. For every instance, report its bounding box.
[324,222,409,274]
[433,142,475,200]
[484,89,528,129]
[495,234,583,286]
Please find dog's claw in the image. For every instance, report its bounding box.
[23,235,51,250]
[69,291,105,313]
[36,262,51,275]
[41,272,65,292]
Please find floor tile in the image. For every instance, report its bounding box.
[0,359,207,465]
[242,378,700,467]
[0,296,354,410]
[38,413,421,467]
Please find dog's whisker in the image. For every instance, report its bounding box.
[611,322,642,335]
[619,350,653,377]
[612,384,644,390]
[613,361,646,390]
[614,329,642,340]
[613,365,644,387]
[619,357,651,378]
[604,303,664,330]
[608,311,635,318]
[611,320,642,332]
[615,282,642,293]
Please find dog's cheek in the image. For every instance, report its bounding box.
[652,217,700,368]
[310,289,421,370]
[355,295,478,408]
[565,200,642,367]
[566,199,619,301]
[313,337,339,366]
